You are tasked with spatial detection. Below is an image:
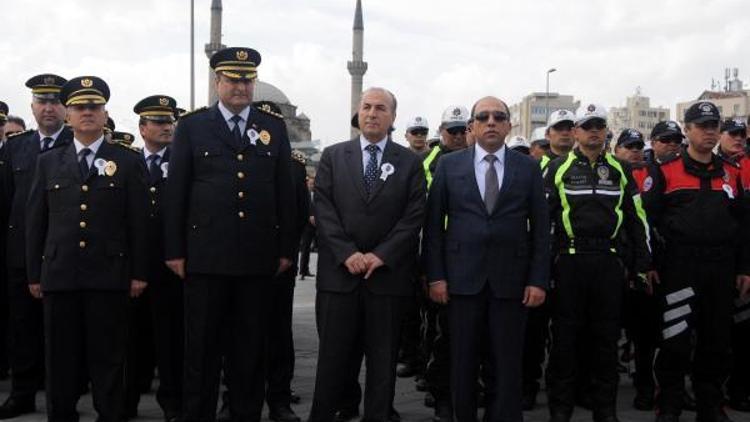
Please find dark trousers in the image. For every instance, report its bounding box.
[7,268,44,401]
[728,296,750,401]
[308,287,406,422]
[623,289,659,394]
[123,291,155,415]
[149,264,184,418]
[654,251,734,416]
[266,272,296,408]
[44,290,129,422]
[449,287,527,422]
[522,302,550,397]
[546,254,624,420]
[298,224,315,275]
[183,274,270,422]
[0,263,7,377]
[424,302,451,402]
[397,290,423,371]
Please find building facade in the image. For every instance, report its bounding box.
[509,92,579,140]
[609,90,670,140]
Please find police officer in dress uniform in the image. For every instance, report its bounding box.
[163,47,296,422]
[124,95,181,421]
[1,74,72,419]
[25,76,150,422]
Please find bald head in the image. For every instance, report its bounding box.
[469,96,512,153]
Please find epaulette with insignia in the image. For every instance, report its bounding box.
[178,106,208,120]
[6,129,33,139]
[107,139,141,154]
[291,149,307,165]
[254,101,284,119]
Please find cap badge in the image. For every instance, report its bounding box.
[43,76,55,85]
[452,108,461,116]
[81,78,93,88]
[587,104,596,112]
[124,134,132,141]
[668,122,677,129]
[159,97,169,106]
[701,103,712,112]
[415,117,422,122]
[236,50,249,61]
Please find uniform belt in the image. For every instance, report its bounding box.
[561,237,616,253]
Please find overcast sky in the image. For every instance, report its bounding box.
[2,0,748,147]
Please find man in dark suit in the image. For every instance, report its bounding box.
[423,96,550,422]
[25,76,150,422]
[0,101,9,383]
[1,74,72,419]
[163,47,295,422]
[308,87,426,422]
[123,95,181,422]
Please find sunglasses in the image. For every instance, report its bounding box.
[623,142,645,151]
[694,120,720,130]
[474,111,508,123]
[551,121,574,132]
[446,126,467,135]
[655,137,683,145]
[409,128,428,136]
[579,120,607,131]
[726,130,748,138]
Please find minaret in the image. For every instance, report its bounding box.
[347,0,368,137]
[205,0,226,105]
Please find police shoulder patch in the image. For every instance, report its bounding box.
[642,176,653,192]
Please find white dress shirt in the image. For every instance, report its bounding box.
[143,145,167,166]
[359,135,388,176]
[218,101,251,135]
[73,136,104,168]
[39,125,65,150]
[474,143,505,200]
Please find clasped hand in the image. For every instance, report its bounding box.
[344,252,384,279]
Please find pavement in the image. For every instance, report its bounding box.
[1,253,745,422]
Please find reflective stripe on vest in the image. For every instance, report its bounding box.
[423,146,441,189]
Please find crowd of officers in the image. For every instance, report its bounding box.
[393,101,750,422]
[0,43,748,422]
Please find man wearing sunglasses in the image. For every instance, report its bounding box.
[521,109,576,411]
[405,116,430,155]
[423,106,470,187]
[545,103,653,422]
[613,129,646,165]
[424,96,549,422]
[541,110,576,171]
[714,118,750,413]
[419,105,470,422]
[650,121,685,164]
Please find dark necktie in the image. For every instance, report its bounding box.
[230,115,243,142]
[484,154,499,213]
[79,148,92,179]
[363,144,380,195]
[148,154,162,184]
[41,137,54,151]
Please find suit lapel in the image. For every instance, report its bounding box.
[209,104,242,152]
[344,139,368,202]
[368,140,401,202]
[464,147,486,214]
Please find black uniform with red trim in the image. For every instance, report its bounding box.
[642,149,750,418]
[717,150,750,410]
